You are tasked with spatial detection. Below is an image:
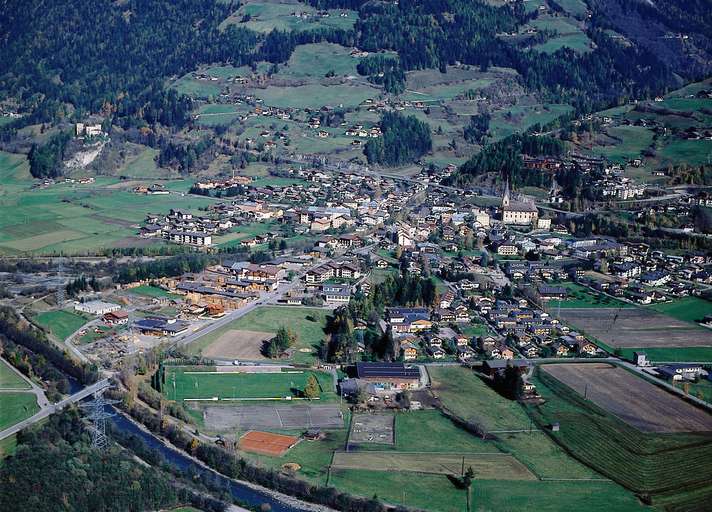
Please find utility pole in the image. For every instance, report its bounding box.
[79,388,120,451]
[56,254,65,307]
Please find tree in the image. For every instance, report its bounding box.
[304,374,320,399]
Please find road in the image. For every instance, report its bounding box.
[0,378,111,441]
[0,356,50,408]
[170,258,331,350]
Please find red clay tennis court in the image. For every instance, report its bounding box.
[238,430,300,456]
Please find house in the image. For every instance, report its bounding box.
[482,359,530,377]
[387,307,432,333]
[354,362,421,390]
[401,341,419,361]
[457,345,476,361]
[103,310,129,325]
[429,346,446,359]
[323,283,351,303]
[657,363,703,381]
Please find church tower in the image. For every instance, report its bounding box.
[502,179,511,208]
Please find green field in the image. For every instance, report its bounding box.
[592,125,655,163]
[0,152,215,254]
[529,367,712,511]
[127,284,179,299]
[0,393,39,431]
[329,470,645,512]
[33,310,90,341]
[0,359,30,389]
[277,43,360,79]
[555,282,632,309]
[187,306,328,364]
[256,83,376,109]
[650,296,712,324]
[618,346,712,363]
[170,74,222,99]
[221,2,356,33]
[163,366,334,402]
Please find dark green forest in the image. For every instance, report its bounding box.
[364,112,432,166]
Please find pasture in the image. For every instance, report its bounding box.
[554,282,631,309]
[0,393,39,431]
[277,43,360,79]
[255,83,376,109]
[33,310,90,341]
[557,307,712,349]
[221,1,356,33]
[650,296,712,324]
[331,451,536,480]
[531,366,712,510]
[0,152,214,254]
[162,366,334,402]
[186,306,329,365]
[0,359,30,389]
[542,363,712,432]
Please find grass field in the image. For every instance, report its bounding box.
[617,346,712,363]
[277,43,360,79]
[0,392,39,431]
[163,366,335,402]
[170,74,222,99]
[650,296,711,324]
[555,282,632,309]
[529,367,712,510]
[329,470,646,512]
[187,306,328,365]
[0,151,216,255]
[0,359,30,389]
[33,310,90,341]
[255,83,376,109]
[126,284,179,299]
[221,2,356,33]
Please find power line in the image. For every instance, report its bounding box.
[79,388,120,451]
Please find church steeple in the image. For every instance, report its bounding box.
[502,179,511,208]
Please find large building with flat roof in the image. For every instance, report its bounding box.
[355,362,421,390]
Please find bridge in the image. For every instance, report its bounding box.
[0,378,112,441]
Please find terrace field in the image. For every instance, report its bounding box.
[530,366,712,511]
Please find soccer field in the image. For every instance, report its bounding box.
[163,366,334,401]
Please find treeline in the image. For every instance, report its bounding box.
[259,27,355,63]
[0,306,99,387]
[449,133,565,188]
[356,54,405,94]
[27,131,71,179]
[364,112,431,166]
[0,410,178,512]
[157,137,213,173]
[0,0,259,129]
[114,253,211,284]
[463,113,491,145]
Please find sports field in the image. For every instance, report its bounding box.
[163,366,334,402]
[33,310,90,341]
[0,359,30,389]
[542,363,712,432]
[238,430,299,456]
[332,451,535,479]
[0,393,39,431]
[202,403,343,431]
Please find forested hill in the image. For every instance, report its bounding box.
[1,0,709,133]
[0,0,258,128]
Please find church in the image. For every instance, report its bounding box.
[500,181,538,226]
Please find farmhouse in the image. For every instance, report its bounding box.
[387,307,432,333]
[355,362,421,390]
[103,310,129,325]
